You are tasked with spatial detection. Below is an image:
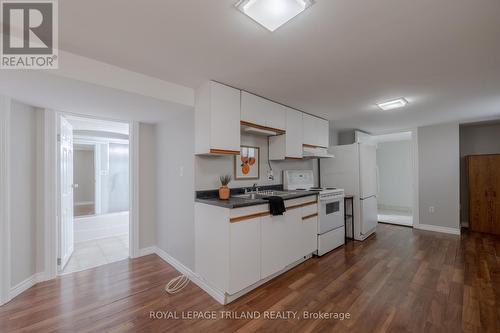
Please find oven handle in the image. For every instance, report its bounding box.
[318,195,345,202]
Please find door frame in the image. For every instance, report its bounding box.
[43,110,140,279]
[370,128,419,227]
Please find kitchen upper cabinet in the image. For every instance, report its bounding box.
[241,92,286,130]
[195,81,241,155]
[228,217,261,294]
[269,107,303,160]
[303,113,329,148]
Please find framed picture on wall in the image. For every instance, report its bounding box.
[234,146,260,180]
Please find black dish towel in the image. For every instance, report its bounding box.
[266,196,286,216]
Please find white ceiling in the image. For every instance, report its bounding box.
[54,1,500,132]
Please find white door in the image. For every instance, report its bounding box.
[359,143,378,199]
[59,117,74,270]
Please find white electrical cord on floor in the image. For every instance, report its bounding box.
[165,275,190,294]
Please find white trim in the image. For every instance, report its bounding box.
[43,110,59,281]
[8,273,45,302]
[130,122,140,258]
[138,246,156,257]
[94,143,102,215]
[411,128,420,227]
[0,96,11,305]
[414,224,461,235]
[154,247,226,305]
[35,109,44,280]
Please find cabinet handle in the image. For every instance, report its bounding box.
[302,213,318,220]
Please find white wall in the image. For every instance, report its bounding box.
[156,111,196,270]
[418,123,460,230]
[10,101,38,286]
[139,123,156,249]
[459,122,500,225]
[377,140,413,212]
[195,134,318,190]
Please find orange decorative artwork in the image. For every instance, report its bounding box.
[234,146,260,180]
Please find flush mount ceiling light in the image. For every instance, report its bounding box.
[235,0,315,32]
[377,98,409,111]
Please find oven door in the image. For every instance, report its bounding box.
[318,195,345,234]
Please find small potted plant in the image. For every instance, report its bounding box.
[219,175,232,200]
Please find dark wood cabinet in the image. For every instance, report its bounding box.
[467,154,500,235]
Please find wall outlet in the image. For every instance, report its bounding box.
[179,166,184,177]
[429,206,435,213]
[267,170,274,181]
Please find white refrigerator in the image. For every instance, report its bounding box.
[320,143,378,241]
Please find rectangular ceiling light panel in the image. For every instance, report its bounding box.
[236,0,315,32]
[377,98,409,111]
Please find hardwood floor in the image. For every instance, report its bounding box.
[1,224,499,332]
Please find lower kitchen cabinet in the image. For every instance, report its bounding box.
[302,212,318,256]
[261,214,287,278]
[284,208,305,265]
[228,217,261,294]
[194,196,319,304]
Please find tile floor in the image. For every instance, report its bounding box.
[62,235,129,274]
[378,209,413,226]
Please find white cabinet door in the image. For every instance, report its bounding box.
[241,91,266,126]
[285,208,304,264]
[303,113,317,146]
[210,82,241,152]
[228,218,261,294]
[261,214,287,278]
[301,212,318,256]
[267,103,286,131]
[241,92,285,130]
[317,118,330,148]
[285,108,303,158]
[303,114,329,148]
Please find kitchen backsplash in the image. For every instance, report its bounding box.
[195,133,318,190]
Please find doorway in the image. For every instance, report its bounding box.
[59,115,131,274]
[373,131,414,227]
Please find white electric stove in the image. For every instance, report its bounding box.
[284,170,345,256]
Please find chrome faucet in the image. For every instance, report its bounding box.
[245,183,259,194]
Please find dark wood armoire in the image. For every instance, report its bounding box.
[467,154,500,235]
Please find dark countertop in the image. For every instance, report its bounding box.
[195,185,318,209]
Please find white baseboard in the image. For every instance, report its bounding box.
[414,224,461,235]
[153,247,226,305]
[137,246,156,257]
[8,272,44,302]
